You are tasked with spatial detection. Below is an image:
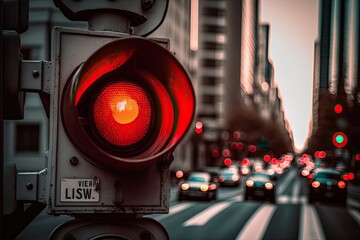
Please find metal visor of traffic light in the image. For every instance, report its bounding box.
[332,131,348,148]
[61,37,195,171]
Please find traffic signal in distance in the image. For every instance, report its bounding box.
[48,28,195,215]
[334,104,343,114]
[332,131,348,148]
[195,121,204,134]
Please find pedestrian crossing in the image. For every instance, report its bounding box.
[150,173,360,240]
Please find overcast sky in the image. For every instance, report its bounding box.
[260,0,319,151]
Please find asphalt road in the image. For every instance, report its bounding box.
[17,168,360,239]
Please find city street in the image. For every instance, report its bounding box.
[18,167,360,239]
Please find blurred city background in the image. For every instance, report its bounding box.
[5,0,360,182]
[4,0,360,239]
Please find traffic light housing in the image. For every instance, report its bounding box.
[48,28,195,215]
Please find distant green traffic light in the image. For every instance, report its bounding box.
[332,132,348,148]
[335,134,344,143]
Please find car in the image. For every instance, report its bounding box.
[219,167,241,186]
[308,168,347,206]
[244,172,276,203]
[177,171,218,201]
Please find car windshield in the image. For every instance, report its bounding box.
[249,172,270,181]
[223,172,234,177]
[315,172,341,180]
[188,174,208,183]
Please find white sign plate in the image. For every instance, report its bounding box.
[60,178,100,202]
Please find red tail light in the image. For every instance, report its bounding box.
[312,181,320,188]
[338,181,346,188]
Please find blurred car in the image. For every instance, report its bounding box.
[177,171,218,201]
[219,167,241,186]
[203,166,221,183]
[308,168,347,206]
[244,172,276,203]
[266,166,279,181]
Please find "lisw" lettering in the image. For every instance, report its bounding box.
[65,188,92,200]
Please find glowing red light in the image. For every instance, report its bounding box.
[231,142,237,149]
[176,170,184,179]
[195,121,203,134]
[334,104,343,114]
[338,181,346,188]
[211,149,219,158]
[312,181,320,188]
[242,158,249,165]
[356,154,360,160]
[248,145,257,153]
[263,155,271,162]
[236,142,244,150]
[233,131,241,139]
[222,149,230,157]
[347,172,354,180]
[92,81,151,146]
[314,151,320,158]
[224,158,232,166]
[75,51,134,106]
[319,151,326,158]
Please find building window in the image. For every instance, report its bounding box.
[202,95,218,104]
[202,24,225,34]
[202,59,224,67]
[202,76,221,85]
[202,41,225,50]
[15,123,40,153]
[203,7,226,17]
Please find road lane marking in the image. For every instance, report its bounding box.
[183,202,231,226]
[348,198,360,209]
[149,202,193,221]
[235,204,276,240]
[291,179,301,203]
[349,209,360,226]
[277,195,290,204]
[277,170,296,195]
[229,195,244,202]
[299,205,326,240]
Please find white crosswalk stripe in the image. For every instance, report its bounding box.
[299,204,326,240]
[183,202,231,226]
[235,204,276,240]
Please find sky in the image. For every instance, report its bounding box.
[260,0,319,151]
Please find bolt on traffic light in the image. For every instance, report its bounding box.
[48,28,195,215]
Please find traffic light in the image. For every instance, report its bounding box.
[2,0,29,119]
[48,28,195,215]
[332,131,348,148]
[334,103,343,114]
[195,121,204,134]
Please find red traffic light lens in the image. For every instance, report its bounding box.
[334,104,343,114]
[61,37,195,171]
[91,81,152,147]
